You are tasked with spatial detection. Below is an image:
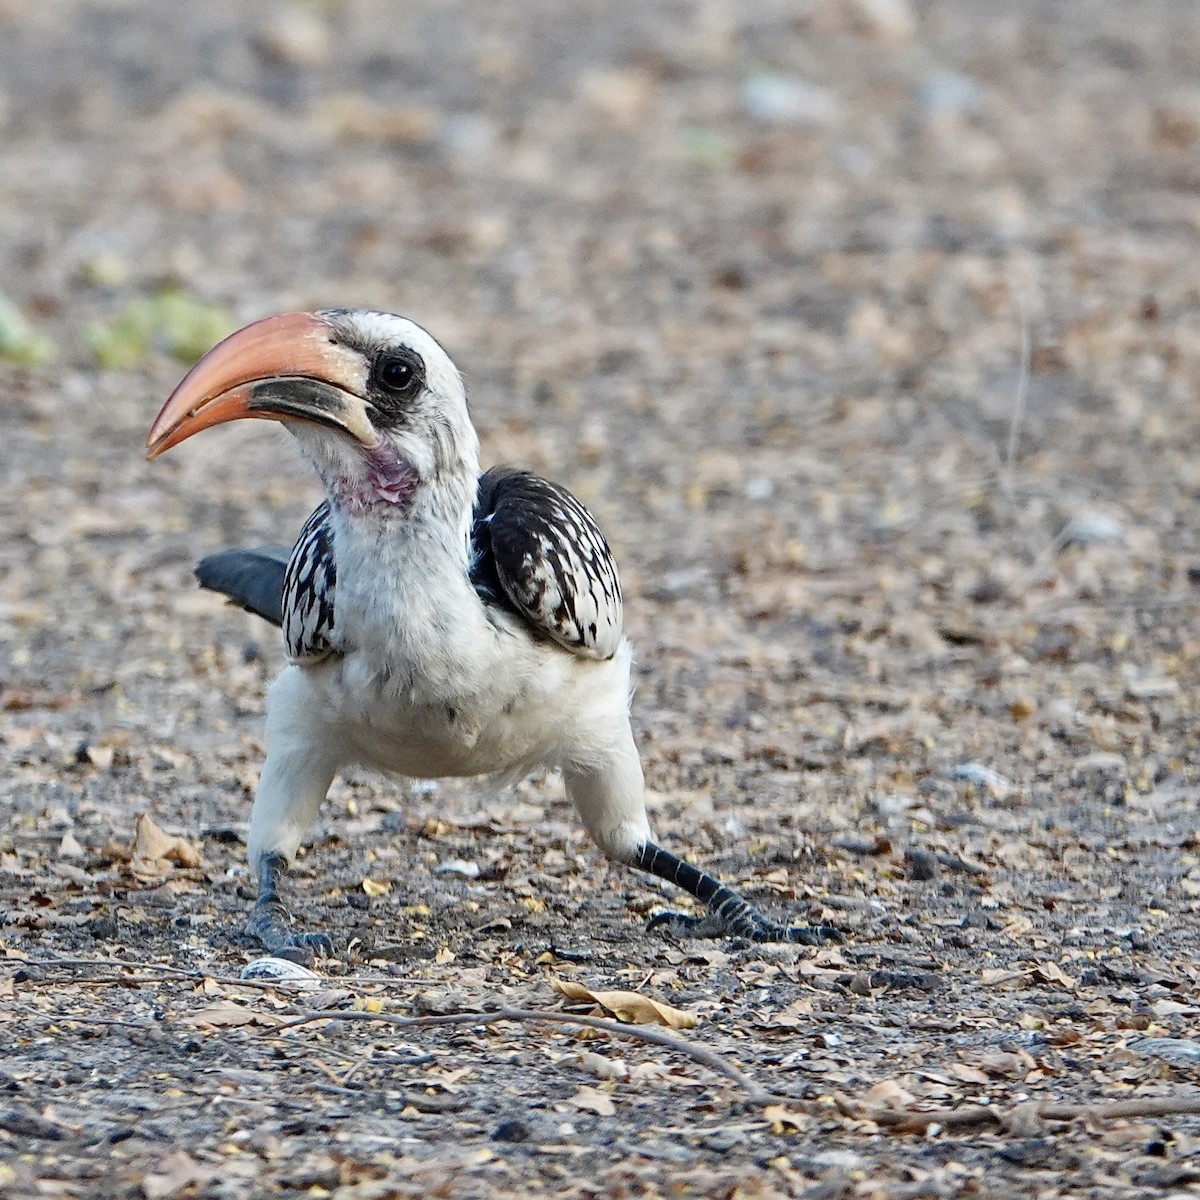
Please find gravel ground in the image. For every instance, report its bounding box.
[5,2,1200,1197]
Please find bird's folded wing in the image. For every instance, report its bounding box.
[472,467,623,661]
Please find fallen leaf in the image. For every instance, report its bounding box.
[568,1085,617,1116]
[979,968,1027,987]
[121,813,202,883]
[57,832,84,859]
[361,877,390,896]
[863,1079,917,1110]
[763,1103,809,1133]
[182,1001,280,1029]
[577,1051,629,1081]
[947,1062,991,1085]
[141,1150,212,1200]
[1033,961,1076,989]
[550,977,699,1029]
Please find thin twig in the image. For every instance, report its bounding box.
[9,956,205,978]
[7,955,431,993]
[272,1007,776,1103]
[1001,275,1032,503]
[16,1006,158,1035]
[849,1092,1200,1134]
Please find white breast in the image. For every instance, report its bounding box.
[301,506,633,780]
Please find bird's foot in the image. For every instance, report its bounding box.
[647,904,843,946]
[633,840,845,946]
[246,896,333,963]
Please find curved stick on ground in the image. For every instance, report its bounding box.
[847,1093,1200,1133]
[273,1006,777,1103]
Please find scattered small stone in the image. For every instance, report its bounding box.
[846,0,915,44]
[947,762,1012,798]
[1073,751,1127,776]
[491,1118,530,1143]
[917,71,983,116]
[832,834,891,857]
[1062,513,1125,546]
[905,848,940,881]
[436,858,481,878]
[1132,1038,1200,1065]
[0,1109,64,1140]
[241,957,321,987]
[742,74,841,128]
[254,8,330,67]
[700,1129,742,1153]
[998,1139,1057,1167]
[1125,677,1179,700]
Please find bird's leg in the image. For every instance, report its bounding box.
[632,841,844,945]
[245,851,333,959]
[243,669,342,959]
[563,736,842,946]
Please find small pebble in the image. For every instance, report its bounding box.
[947,762,1012,798]
[1062,513,1124,546]
[241,957,320,987]
[742,74,840,127]
[492,1118,530,1143]
[436,858,481,878]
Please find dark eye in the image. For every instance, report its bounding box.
[373,352,423,398]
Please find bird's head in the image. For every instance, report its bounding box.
[146,310,479,516]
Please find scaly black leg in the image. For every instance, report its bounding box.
[632,841,843,945]
[245,852,334,960]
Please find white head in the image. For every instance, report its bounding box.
[147,309,481,522]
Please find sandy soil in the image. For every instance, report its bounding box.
[5,2,1200,1196]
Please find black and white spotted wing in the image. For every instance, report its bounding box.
[283,501,338,662]
[471,467,623,661]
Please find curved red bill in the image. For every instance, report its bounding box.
[145,311,371,458]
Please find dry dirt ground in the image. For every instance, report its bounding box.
[4,2,1200,1197]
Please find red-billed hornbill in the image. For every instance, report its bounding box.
[146,310,841,956]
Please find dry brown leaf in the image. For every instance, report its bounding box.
[577,1051,629,1081]
[1033,961,1076,989]
[141,1150,213,1200]
[550,977,699,1029]
[863,1079,917,1110]
[947,1062,991,1085]
[182,1000,280,1029]
[124,813,202,883]
[979,967,1027,987]
[763,1102,810,1133]
[568,1085,617,1116]
[58,831,84,859]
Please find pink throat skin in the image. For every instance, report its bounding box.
[325,441,420,515]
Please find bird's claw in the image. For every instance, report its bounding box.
[246,902,334,961]
[647,907,844,946]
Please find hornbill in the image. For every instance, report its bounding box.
[146,309,841,956]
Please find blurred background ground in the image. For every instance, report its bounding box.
[4,1,1200,1197]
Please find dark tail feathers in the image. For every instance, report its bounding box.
[194,547,290,627]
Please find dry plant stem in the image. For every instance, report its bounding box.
[274,1007,777,1103]
[10,956,205,978]
[859,1094,1200,1133]
[9,955,432,990]
[1000,275,1032,503]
